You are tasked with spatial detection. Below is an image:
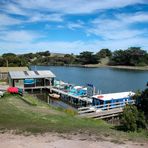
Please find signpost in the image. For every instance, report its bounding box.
[87,83,95,97]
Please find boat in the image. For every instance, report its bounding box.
[49,93,60,99]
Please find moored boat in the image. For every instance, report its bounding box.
[49,93,60,99]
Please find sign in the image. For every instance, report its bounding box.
[86,83,95,97]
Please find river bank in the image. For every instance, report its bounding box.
[40,63,148,70]
[82,64,148,70]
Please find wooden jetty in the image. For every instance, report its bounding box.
[78,100,135,119]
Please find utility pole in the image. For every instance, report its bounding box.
[6,59,8,67]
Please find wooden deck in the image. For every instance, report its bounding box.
[79,108,123,119]
[77,100,135,119]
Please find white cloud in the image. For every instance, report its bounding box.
[67,21,84,30]
[1,0,147,16]
[87,12,148,40]
[0,36,147,54]
[0,2,27,16]
[28,13,63,22]
[0,3,63,25]
[116,12,148,23]
[14,0,147,14]
[0,14,23,27]
[0,0,147,54]
[0,30,41,43]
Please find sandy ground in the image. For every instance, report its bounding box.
[0,132,147,148]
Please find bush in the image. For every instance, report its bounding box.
[140,88,148,119]
[122,105,146,131]
[65,109,77,116]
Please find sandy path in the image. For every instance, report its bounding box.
[0,132,147,148]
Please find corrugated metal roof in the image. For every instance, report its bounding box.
[0,67,29,73]
[9,70,56,79]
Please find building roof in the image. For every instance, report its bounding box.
[0,67,29,73]
[92,91,135,101]
[9,70,56,79]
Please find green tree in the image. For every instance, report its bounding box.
[0,56,5,66]
[77,51,98,65]
[111,47,148,66]
[126,47,147,66]
[111,50,127,65]
[122,105,146,131]
[36,50,50,57]
[63,54,75,64]
[2,53,17,67]
[96,48,112,58]
[139,88,148,119]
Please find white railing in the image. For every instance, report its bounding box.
[78,100,135,114]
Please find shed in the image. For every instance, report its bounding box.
[0,67,28,80]
[8,70,56,89]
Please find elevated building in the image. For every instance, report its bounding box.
[8,70,56,90]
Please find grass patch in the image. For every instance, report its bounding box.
[0,94,147,142]
[21,94,41,106]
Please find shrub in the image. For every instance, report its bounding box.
[140,88,148,119]
[122,105,146,131]
[65,109,77,116]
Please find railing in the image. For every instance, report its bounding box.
[78,100,135,114]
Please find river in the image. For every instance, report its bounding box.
[31,66,148,93]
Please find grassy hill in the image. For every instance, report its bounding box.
[0,93,147,142]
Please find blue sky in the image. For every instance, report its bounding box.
[0,0,148,54]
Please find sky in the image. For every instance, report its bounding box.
[0,0,148,54]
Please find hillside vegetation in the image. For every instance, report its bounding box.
[0,47,147,67]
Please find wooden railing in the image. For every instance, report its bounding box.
[78,100,135,114]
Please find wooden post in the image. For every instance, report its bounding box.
[108,103,109,110]
[47,96,50,104]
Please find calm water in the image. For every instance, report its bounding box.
[31,66,148,93]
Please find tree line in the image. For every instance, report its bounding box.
[0,47,147,67]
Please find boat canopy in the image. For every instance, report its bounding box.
[92,91,135,101]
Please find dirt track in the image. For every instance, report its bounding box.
[0,132,147,148]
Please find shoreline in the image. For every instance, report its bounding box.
[31,64,148,71]
[82,64,148,71]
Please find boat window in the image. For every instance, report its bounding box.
[99,100,104,105]
[106,101,111,104]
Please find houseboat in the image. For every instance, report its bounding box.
[92,91,135,110]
